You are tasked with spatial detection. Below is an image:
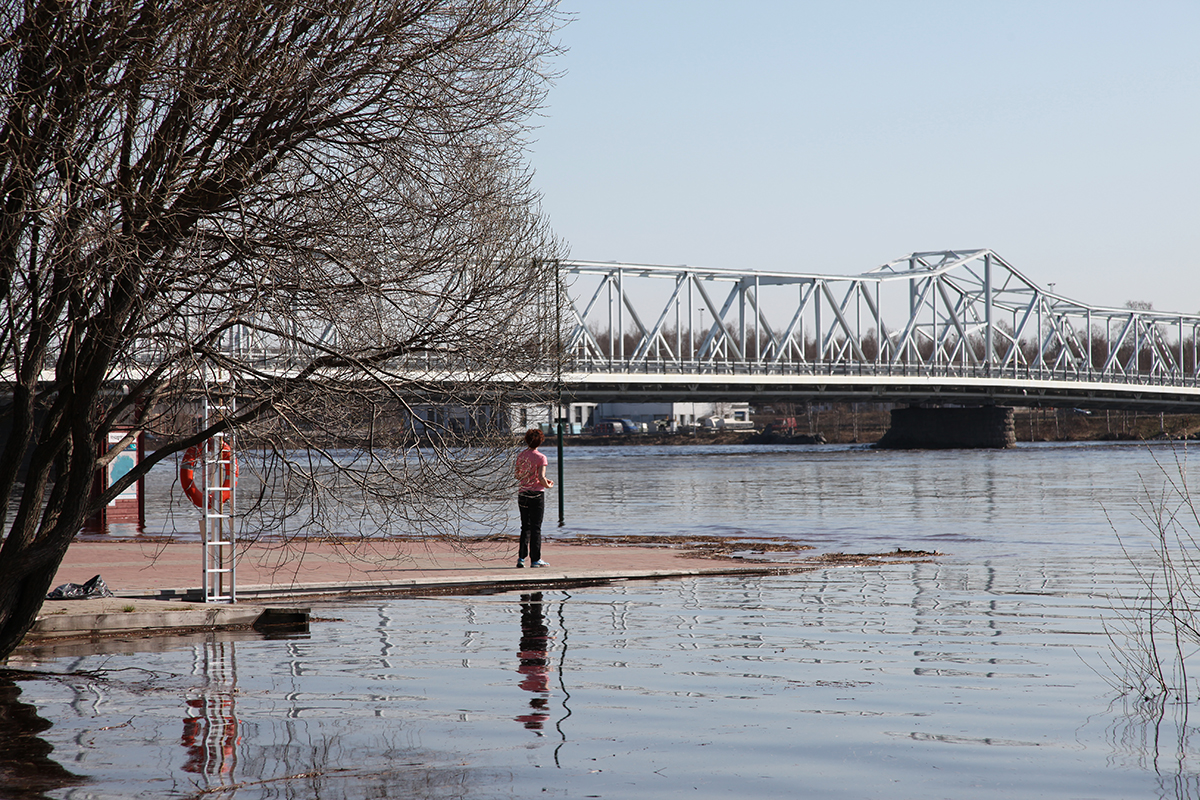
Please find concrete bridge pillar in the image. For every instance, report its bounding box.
[875,406,1016,449]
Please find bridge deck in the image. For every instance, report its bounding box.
[560,370,1200,411]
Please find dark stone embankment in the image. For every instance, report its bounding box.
[875,406,1017,449]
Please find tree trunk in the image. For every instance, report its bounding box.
[0,530,75,658]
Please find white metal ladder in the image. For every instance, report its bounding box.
[201,395,237,603]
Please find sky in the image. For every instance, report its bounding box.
[529,0,1200,314]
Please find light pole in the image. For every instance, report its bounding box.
[555,259,565,527]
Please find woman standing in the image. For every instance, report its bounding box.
[515,428,554,568]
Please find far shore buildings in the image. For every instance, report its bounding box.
[514,401,752,433]
[398,401,754,437]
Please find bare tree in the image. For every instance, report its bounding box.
[0,0,566,659]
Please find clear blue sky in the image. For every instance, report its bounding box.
[530,0,1200,313]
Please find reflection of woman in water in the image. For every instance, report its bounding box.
[515,592,551,733]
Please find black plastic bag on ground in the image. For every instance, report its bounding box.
[46,575,114,600]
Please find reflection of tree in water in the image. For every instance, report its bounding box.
[178,634,508,800]
[515,592,552,734]
[0,671,82,799]
[2,635,512,800]
[1105,697,1200,800]
[224,737,503,800]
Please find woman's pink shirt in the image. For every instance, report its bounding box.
[515,448,548,492]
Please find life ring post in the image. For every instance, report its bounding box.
[179,438,237,510]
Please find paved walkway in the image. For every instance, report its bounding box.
[52,537,797,600]
[25,537,805,644]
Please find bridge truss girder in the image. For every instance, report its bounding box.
[562,250,1200,403]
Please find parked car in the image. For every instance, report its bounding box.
[594,418,639,435]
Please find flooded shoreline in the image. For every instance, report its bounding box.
[1,567,1169,799]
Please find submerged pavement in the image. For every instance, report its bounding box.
[25,537,804,644]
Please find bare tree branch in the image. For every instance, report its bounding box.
[0,0,567,660]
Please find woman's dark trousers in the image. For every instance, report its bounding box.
[518,491,544,562]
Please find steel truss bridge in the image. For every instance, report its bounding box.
[560,249,1200,411]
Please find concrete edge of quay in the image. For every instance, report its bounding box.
[23,562,809,644]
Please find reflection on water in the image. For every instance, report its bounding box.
[6,566,1167,800]
[181,640,239,784]
[4,629,509,799]
[0,673,81,799]
[1103,687,1200,799]
[515,593,551,733]
[9,443,1200,798]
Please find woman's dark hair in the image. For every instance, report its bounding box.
[524,428,544,448]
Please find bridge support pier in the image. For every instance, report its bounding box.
[875,406,1016,449]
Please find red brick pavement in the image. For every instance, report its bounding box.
[54,536,789,599]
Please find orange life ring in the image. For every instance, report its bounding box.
[179,440,237,508]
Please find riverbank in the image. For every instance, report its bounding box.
[564,407,1200,446]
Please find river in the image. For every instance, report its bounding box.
[5,441,1200,799]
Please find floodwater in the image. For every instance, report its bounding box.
[6,442,1200,799]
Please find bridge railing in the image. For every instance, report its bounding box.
[561,250,1200,390]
